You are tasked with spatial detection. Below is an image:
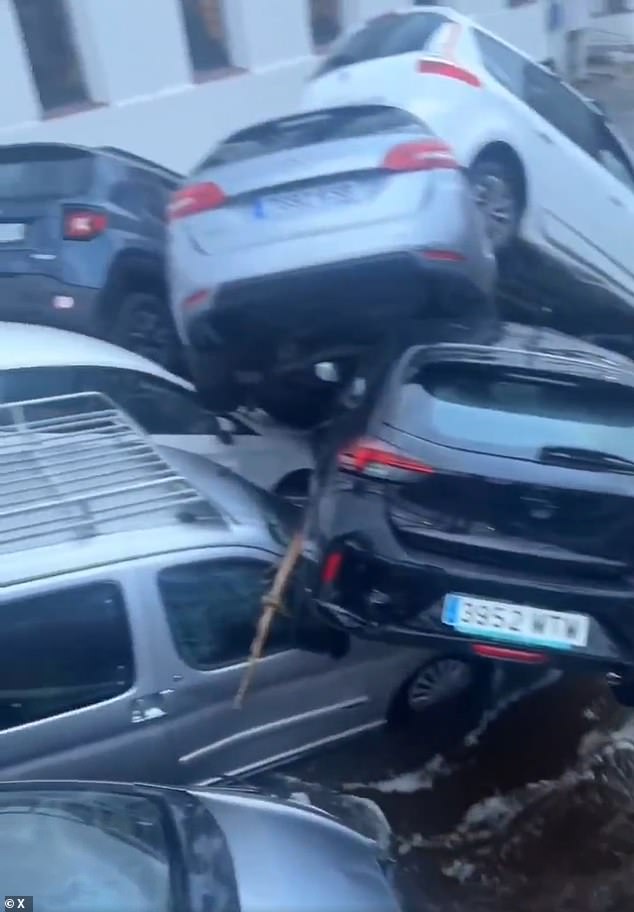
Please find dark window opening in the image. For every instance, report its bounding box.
[159,558,292,669]
[179,0,232,74]
[310,0,341,47]
[13,0,91,113]
[0,583,134,731]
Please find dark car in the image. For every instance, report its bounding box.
[304,322,634,706]
[0,779,404,912]
[0,142,182,371]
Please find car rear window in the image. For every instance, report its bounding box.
[393,362,634,461]
[0,146,92,199]
[198,106,429,167]
[314,11,450,78]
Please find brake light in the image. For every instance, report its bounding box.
[471,644,547,665]
[168,182,226,220]
[63,210,107,240]
[417,59,481,87]
[382,140,458,173]
[338,438,434,479]
[182,290,210,311]
[322,552,343,585]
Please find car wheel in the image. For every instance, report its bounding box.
[469,155,523,252]
[388,655,490,729]
[113,291,183,373]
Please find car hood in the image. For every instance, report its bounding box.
[192,787,403,912]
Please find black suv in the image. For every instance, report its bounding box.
[305,322,634,705]
[0,142,182,371]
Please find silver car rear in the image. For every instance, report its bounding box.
[168,104,496,418]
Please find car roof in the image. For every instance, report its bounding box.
[0,398,279,589]
[406,323,634,378]
[0,321,192,388]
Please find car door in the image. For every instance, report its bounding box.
[0,576,170,783]
[148,548,377,785]
[521,63,614,282]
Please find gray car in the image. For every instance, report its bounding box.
[0,391,438,784]
[0,779,404,912]
[168,103,496,425]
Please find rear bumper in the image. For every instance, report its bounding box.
[182,251,495,367]
[0,274,100,334]
[308,497,634,673]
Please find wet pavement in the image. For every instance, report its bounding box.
[275,669,634,911]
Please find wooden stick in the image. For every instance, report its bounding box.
[234,528,305,707]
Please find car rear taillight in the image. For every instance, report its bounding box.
[338,438,434,479]
[168,182,227,220]
[382,140,458,173]
[417,59,481,87]
[63,209,107,240]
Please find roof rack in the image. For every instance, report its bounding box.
[0,392,222,556]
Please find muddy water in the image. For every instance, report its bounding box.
[282,671,634,912]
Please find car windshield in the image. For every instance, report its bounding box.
[0,790,173,912]
[197,106,428,167]
[396,361,634,462]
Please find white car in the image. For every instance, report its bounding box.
[303,6,634,302]
[0,322,313,499]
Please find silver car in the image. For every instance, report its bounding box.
[0,392,436,784]
[168,103,496,425]
[0,780,404,912]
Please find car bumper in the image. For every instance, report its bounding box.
[0,275,101,335]
[308,509,634,674]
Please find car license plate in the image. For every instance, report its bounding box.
[0,223,25,243]
[442,594,589,650]
[255,181,359,219]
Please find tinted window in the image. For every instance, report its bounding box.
[0,583,134,731]
[317,11,448,76]
[395,361,634,461]
[0,366,218,435]
[159,559,292,668]
[200,106,428,166]
[524,65,597,154]
[475,30,528,98]
[0,790,172,912]
[0,148,92,199]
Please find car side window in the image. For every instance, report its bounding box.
[73,367,219,435]
[524,64,596,156]
[159,558,293,669]
[475,29,528,99]
[0,366,77,418]
[0,582,134,732]
[595,123,634,192]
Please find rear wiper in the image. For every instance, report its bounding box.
[539,446,634,473]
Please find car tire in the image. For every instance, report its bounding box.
[112,290,183,374]
[387,655,492,729]
[469,154,523,252]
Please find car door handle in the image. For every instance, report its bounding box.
[536,130,554,144]
[131,692,171,724]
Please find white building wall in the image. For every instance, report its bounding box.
[1,0,629,175]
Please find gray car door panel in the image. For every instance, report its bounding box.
[149,547,375,784]
[0,572,170,783]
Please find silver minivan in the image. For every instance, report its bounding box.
[0,392,438,785]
